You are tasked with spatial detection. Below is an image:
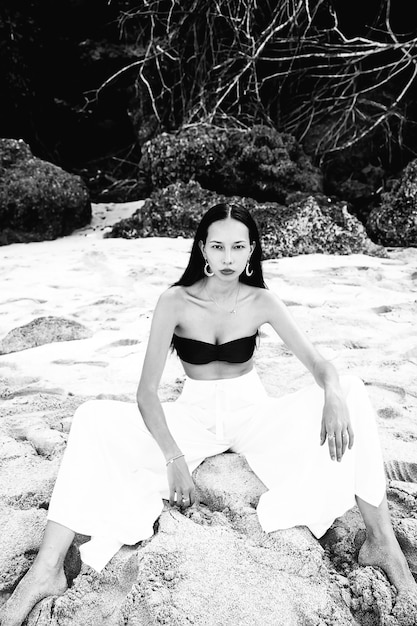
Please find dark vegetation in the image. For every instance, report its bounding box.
[137,125,323,203]
[1,0,417,216]
[0,138,91,245]
[106,179,385,259]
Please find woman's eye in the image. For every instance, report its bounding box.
[211,244,245,249]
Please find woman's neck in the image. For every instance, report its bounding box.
[204,276,239,297]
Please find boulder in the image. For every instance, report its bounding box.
[259,194,386,258]
[193,452,267,513]
[0,316,93,355]
[119,507,355,626]
[0,138,91,245]
[105,180,220,240]
[3,415,66,458]
[0,505,47,592]
[106,180,385,258]
[0,455,59,509]
[367,159,417,246]
[139,124,323,203]
[0,138,32,169]
[2,449,416,626]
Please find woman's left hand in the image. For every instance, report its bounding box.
[320,389,354,462]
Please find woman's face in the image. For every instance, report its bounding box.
[199,218,254,279]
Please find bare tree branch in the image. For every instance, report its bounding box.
[96,0,417,158]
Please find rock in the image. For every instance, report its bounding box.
[315,135,386,223]
[139,124,323,203]
[32,547,140,626]
[0,316,93,355]
[348,567,395,624]
[255,194,386,258]
[0,505,46,592]
[193,452,267,512]
[119,508,355,626]
[3,415,66,457]
[392,593,417,626]
[106,180,385,258]
[0,138,32,169]
[319,511,363,574]
[367,159,417,246]
[0,435,31,461]
[392,518,417,575]
[0,138,91,245]
[0,455,59,509]
[105,180,219,240]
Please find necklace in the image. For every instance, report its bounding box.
[205,281,240,314]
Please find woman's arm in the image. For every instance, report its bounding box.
[137,287,195,506]
[260,289,354,461]
[136,288,181,459]
[260,289,334,386]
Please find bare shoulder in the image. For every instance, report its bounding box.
[250,287,287,323]
[146,287,185,352]
[156,285,185,308]
[151,287,183,329]
[250,286,280,307]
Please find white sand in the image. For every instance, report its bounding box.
[1,201,417,625]
[1,201,416,413]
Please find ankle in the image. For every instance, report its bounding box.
[35,550,65,572]
[365,525,396,543]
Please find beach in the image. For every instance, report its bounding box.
[1,201,416,625]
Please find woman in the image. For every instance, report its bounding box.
[1,202,415,625]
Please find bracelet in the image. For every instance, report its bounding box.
[166,453,184,466]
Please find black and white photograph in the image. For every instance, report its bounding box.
[0,2,417,625]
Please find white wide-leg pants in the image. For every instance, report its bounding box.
[47,369,386,572]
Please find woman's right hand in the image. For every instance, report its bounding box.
[167,457,196,509]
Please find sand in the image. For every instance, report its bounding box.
[0,201,416,625]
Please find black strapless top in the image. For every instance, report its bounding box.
[172,333,258,365]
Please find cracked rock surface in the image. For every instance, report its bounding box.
[0,203,416,625]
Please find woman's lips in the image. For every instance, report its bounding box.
[220,269,235,275]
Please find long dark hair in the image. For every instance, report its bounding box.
[172,202,267,288]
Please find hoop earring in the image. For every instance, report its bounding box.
[204,261,214,277]
[245,261,253,277]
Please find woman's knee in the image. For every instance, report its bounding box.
[340,374,365,397]
[70,400,111,434]
[339,374,379,432]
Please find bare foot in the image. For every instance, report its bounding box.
[358,533,417,596]
[0,559,67,626]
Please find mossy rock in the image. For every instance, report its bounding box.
[367,159,417,246]
[0,138,91,245]
[139,124,323,204]
[106,180,385,259]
